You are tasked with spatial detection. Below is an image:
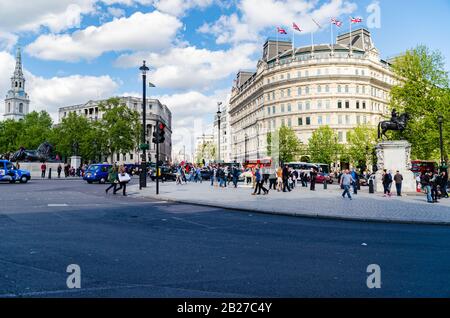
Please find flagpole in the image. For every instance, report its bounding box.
[292,25,295,58]
[330,21,334,55]
[276,29,279,61]
[349,18,352,56]
[311,30,314,57]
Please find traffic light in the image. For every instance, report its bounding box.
[158,122,165,144]
[152,122,166,144]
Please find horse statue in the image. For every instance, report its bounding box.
[10,142,54,162]
[378,110,410,140]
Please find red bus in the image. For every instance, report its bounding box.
[244,158,272,169]
[410,160,438,174]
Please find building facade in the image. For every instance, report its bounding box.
[229,28,396,163]
[4,47,30,121]
[58,96,172,163]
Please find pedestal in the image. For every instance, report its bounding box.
[70,156,82,169]
[374,140,416,193]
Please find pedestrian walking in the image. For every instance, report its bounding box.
[232,166,240,188]
[310,168,317,191]
[114,166,131,196]
[340,169,354,200]
[421,170,433,203]
[40,162,47,179]
[282,165,291,192]
[440,171,448,198]
[252,165,268,195]
[276,167,283,191]
[268,168,277,190]
[350,169,358,194]
[394,170,403,196]
[382,169,392,197]
[105,165,119,194]
[57,164,62,178]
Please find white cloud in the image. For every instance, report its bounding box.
[107,7,126,18]
[115,43,259,90]
[27,74,120,120]
[0,0,96,33]
[199,0,357,45]
[0,31,18,51]
[101,0,213,16]
[0,51,15,117]
[26,11,182,62]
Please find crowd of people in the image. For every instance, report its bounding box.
[39,162,89,179]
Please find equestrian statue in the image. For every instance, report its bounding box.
[378,109,410,140]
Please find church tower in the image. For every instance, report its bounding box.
[4,47,30,121]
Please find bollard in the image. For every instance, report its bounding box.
[323,180,327,189]
[48,168,52,179]
[369,179,374,194]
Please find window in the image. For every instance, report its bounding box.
[337,85,342,93]
[326,115,330,124]
[272,106,276,114]
[298,102,302,111]
[338,131,343,142]
[281,90,285,98]
[298,117,303,126]
[116,153,120,161]
[317,101,322,109]
[280,74,284,80]
[305,101,310,110]
[326,100,330,109]
[123,154,127,161]
[356,86,360,94]
[305,86,310,94]
[287,88,291,97]
[305,70,309,77]
[272,92,275,100]
[338,115,343,124]
[306,117,311,125]
[356,115,361,124]
[287,103,292,112]
[297,71,301,78]
[267,107,271,115]
[337,101,342,109]
[267,93,271,101]
[356,101,360,109]
[362,86,366,94]
[317,85,322,93]
[345,85,349,93]
[287,73,291,80]
[345,101,350,109]
[288,118,292,127]
[281,119,285,126]
[317,69,321,75]
[298,87,302,96]
[318,116,323,125]
[19,103,23,113]
[362,101,366,109]
[281,104,285,112]
[325,85,330,93]
[355,69,359,75]
[345,115,350,125]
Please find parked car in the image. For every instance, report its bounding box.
[83,164,111,184]
[150,166,176,181]
[0,160,31,183]
[315,173,333,184]
[200,168,212,180]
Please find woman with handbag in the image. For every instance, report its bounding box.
[114,165,131,196]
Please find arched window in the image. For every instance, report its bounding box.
[19,103,23,113]
[15,82,18,87]
[7,102,10,113]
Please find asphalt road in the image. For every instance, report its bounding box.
[1,178,450,298]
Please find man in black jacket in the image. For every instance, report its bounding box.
[310,168,317,191]
[282,165,291,192]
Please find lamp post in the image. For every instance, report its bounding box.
[244,133,248,163]
[438,115,445,170]
[216,102,222,163]
[139,61,149,190]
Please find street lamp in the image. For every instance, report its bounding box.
[139,60,149,190]
[438,115,445,170]
[216,102,222,163]
[244,133,248,163]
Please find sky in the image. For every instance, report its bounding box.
[0,0,449,158]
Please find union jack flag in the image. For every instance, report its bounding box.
[350,17,363,23]
[277,27,287,34]
[292,22,302,32]
[331,18,342,27]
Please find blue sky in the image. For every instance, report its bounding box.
[0,0,449,156]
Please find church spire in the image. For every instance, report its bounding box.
[14,46,23,78]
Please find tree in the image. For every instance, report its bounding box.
[389,45,450,161]
[16,111,53,149]
[267,125,303,163]
[50,112,94,160]
[0,119,23,154]
[307,126,340,165]
[99,98,141,161]
[347,125,377,169]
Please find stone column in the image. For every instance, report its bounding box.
[70,156,82,169]
[374,140,416,193]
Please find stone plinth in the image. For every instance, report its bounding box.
[374,140,416,193]
[70,156,82,170]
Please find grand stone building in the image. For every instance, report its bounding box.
[4,47,30,121]
[58,96,172,163]
[229,28,396,163]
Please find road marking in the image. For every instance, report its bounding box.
[47,204,69,207]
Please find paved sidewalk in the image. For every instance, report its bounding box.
[128,181,450,225]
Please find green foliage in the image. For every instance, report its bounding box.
[389,45,450,160]
[267,125,303,163]
[347,125,377,167]
[195,142,216,164]
[99,97,141,159]
[307,126,340,165]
